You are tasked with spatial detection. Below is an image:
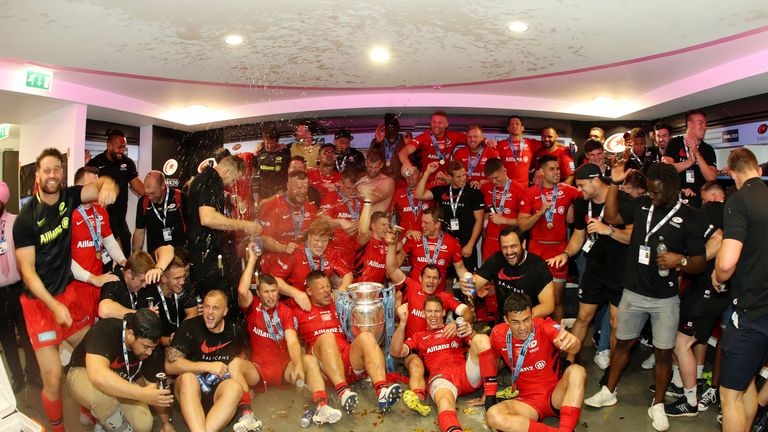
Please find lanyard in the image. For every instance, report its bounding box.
[150,188,169,227]
[643,201,682,245]
[587,201,606,241]
[336,154,349,172]
[506,326,535,386]
[448,186,465,218]
[508,137,521,161]
[337,190,360,219]
[466,145,485,177]
[421,232,444,265]
[384,137,399,162]
[122,321,142,382]
[683,142,691,161]
[262,305,285,341]
[77,206,101,256]
[405,187,424,220]
[429,133,449,163]
[539,183,559,226]
[126,284,136,309]
[156,286,180,329]
[630,150,643,165]
[304,243,326,272]
[285,195,305,239]
[494,180,511,211]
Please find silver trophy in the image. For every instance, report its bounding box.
[347,282,386,344]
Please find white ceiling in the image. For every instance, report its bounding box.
[1,0,768,129]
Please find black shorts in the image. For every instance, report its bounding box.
[720,310,768,392]
[678,290,730,343]
[578,270,622,307]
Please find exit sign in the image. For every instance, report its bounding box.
[25,68,53,91]
[0,124,9,140]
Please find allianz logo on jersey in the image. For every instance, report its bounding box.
[312,327,341,337]
[77,240,98,248]
[366,260,385,269]
[426,342,456,354]
[253,327,281,342]
[404,204,430,212]
[415,257,446,266]
[411,309,426,319]
[40,217,70,245]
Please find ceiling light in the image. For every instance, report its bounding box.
[224,34,244,46]
[508,21,529,33]
[369,47,390,63]
[592,96,615,106]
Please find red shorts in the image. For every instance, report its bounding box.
[69,280,100,322]
[254,360,290,391]
[21,282,94,350]
[516,385,558,420]
[339,340,366,383]
[528,241,567,281]
[428,362,481,396]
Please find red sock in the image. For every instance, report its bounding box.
[312,390,328,407]
[374,380,387,398]
[413,388,427,401]
[334,382,349,397]
[79,406,96,425]
[239,391,253,416]
[527,419,559,432]
[478,349,499,397]
[558,406,581,432]
[437,410,463,432]
[42,391,64,432]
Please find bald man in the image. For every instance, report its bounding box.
[132,171,187,255]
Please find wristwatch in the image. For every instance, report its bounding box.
[680,256,688,268]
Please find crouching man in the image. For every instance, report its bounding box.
[479,293,585,432]
[66,309,173,432]
[390,294,491,432]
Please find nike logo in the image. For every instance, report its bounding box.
[110,358,125,369]
[497,270,525,281]
[641,206,650,210]
[200,340,232,354]
[76,219,86,225]
[37,218,46,227]
[307,315,318,320]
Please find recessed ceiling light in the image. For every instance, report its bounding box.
[508,21,529,33]
[592,96,615,105]
[224,34,244,46]
[369,47,390,63]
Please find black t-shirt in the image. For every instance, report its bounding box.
[335,148,366,173]
[185,167,226,259]
[13,186,83,297]
[170,316,243,363]
[100,278,139,310]
[135,189,187,256]
[429,185,485,245]
[625,147,661,174]
[572,197,628,283]
[139,285,198,337]
[87,152,139,225]
[476,251,552,318]
[723,178,768,319]
[619,195,707,298]
[683,201,729,302]
[663,137,716,208]
[255,148,291,200]
[70,318,164,383]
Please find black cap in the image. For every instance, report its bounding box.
[384,113,399,127]
[320,142,336,151]
[334,129,353,140]
[575,163,603,180]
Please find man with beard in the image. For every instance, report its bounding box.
[452,125,500,188]
[390,295,490,432]
[399,111,467,188]
[307,143,342,195]
[165,290,251,432]
[357,151,395,212]
[653,124,672,157]
[586,163,706,432]
[534,127,575,185]
[263,217,352,311]
[87,129,145,254]
[293,271,402,414]
[386,232,472,417]
[391,165,433,233]
[624,128,661,174]
[334,129,366,173]
[370,113,409,182]
[66,309,173,432]
[415,160,485,273]
[260,171,318,254]
[495,116,541,187]
[133,170,187,256]
[14,148,118,432]
[253,125,290,202]
[459,227,555,320]
[141,256,199,346]
[98,249,173,319]
[236,250,342,427]
[290,120,321,168]
[662,110,717,208]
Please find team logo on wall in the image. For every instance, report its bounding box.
[758,124,768,135]
[197,158,217,173]
[603,132,627,153]
[163,159,179,176]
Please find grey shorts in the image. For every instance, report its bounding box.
[616,289,679,349]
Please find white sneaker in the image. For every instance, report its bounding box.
[648,402,669,431]
[340,389,359,414]
[233,413,263,432]
[378,383,403,412]
[593,350,610,370]
[585,385,617,408]
[641,353,656,370]
[313,404,342,425]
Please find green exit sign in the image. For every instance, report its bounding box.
[0,124,9,140]
[25,68,53,91]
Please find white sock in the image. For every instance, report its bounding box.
[684,386,697,407]
[672,365,682,387]
[696,365,704,379]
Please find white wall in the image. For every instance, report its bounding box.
[713,144,768,169]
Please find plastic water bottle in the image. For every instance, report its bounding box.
[657,236,669,277]
[299,408,315,428]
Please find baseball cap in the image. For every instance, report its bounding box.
[575,163,603,180]
[334,129,353,140]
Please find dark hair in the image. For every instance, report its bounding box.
[583,139,603,153]
[35,148,65,170]
[503,293,532,315]
[421,264,441,278]
[624,170,647,191]
[262,125,280,141]
[106,129,126,143]
[295,119,318,134]
[483,157,504,176]
[646,163,679,194]
[538,154,559,167]
[290,155,307,165]
[340,168,358,184]
[366,150,384,163]
[685,110,707,123]
[258,273,278,288]
[431,110,449,119]
[424,294,444,310]
[125,252,156,276]
[423,206,444,225]
[507,115,522,126]
[727,148,759,173]
[125,309,162,342]
[629,127,645,139]
[447,160,465,176]
[288,171,308,181]
[370,211,389,224]
[467,124,483,133]
[74,166,99,184]
[212,148,232,163]
[165,256,186,273]
[653,123,672,134]
[305,270,329,287]
[173,246,189,264]
[498,226,523,244]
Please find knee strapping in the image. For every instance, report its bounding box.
[102,407,133,432]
